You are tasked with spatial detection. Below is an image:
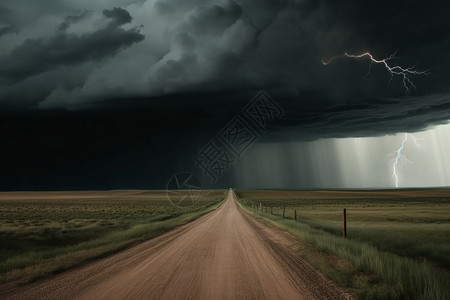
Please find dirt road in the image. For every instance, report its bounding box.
[3,191,351,300]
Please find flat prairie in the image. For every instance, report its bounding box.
[237,189,450,299]
[0,190,225,283]
[1,191,351,300]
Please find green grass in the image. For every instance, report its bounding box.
[0,190,225,283]
[236,190,450,300]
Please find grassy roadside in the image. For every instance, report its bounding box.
[0,191,225,284]
[235,191,450,300]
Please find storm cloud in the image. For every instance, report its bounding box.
[0,7,144,84]
[1,0,450,190]
[0,0,448,138]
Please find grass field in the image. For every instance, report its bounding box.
[236,189,450,300]
[0,190,225,283]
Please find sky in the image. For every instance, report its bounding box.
[1,0,450,190]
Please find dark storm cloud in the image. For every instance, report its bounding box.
[0,6,17,37]
[0,25,14,37]
[141,0,450,142]
[2,0,450,191]
[58,11,89,32]
[269,93,450,141]
[185,1,242,36]
[103,7,133,26]
[0,0,449,140]
[0,8,144,84]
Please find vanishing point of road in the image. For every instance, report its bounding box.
[4,191,351,300]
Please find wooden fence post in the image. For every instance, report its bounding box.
[294,209,297,221]
[282,206,286,219]
[343,208,347,238]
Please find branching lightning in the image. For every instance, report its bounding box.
[391,133,424,188]
[322,52,430,94]
[322,51,430,188]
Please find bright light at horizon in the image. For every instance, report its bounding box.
[233,122,450,189]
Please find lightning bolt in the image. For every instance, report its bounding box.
[323,51,429,188]
[391,133,424,188]
[322,52,430,94]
